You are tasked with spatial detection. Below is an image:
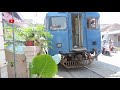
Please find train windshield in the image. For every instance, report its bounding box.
[49,17,67,30]
[87,18,100,29]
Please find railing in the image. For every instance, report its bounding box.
[5,40,25,43]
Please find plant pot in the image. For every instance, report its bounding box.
[25,41,34,46]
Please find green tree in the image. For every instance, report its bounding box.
[33,24,53,54]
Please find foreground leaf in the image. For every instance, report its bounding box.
[31,54,58,78]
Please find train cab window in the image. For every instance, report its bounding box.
[87,18,99,29]
[49,17,66,30]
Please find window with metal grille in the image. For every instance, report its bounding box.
[87,18,99,30]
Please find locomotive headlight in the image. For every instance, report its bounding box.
[56,43,62,48]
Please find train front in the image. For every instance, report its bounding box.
[45,12,101,68]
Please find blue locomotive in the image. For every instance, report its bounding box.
[45,12,101,68]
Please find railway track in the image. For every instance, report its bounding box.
[83,66,105,78]
[58,64,106,78]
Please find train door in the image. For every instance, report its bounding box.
[71,13,85,51]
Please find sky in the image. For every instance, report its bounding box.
[20,12,47,24]
[20,12,120,24]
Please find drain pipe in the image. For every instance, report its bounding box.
[11,12,17,78]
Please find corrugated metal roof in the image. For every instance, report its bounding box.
[8,12,23,21]
[101,23,120,32]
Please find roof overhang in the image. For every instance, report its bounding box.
[8,12,24,21]
[108,30,120,35]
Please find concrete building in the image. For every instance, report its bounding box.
[101,23,120,47]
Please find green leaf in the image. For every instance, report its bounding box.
[31,54,58,78]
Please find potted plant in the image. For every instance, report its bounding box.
[18,26,35,46]
[19,24,53,48]
[20,24,53,74]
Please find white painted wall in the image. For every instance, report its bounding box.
[0,12,8,78]
[109,34,118,46]
[109,35,117,42]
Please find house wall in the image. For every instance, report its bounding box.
[109,34,118,42]
[109,34,119,47]
[5,50,28,78]
[2,12,29,78]
[0,12,8,78]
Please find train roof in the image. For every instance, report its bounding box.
[46,12,67,16]
[46,12,100,17]
[85,12,100,17]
